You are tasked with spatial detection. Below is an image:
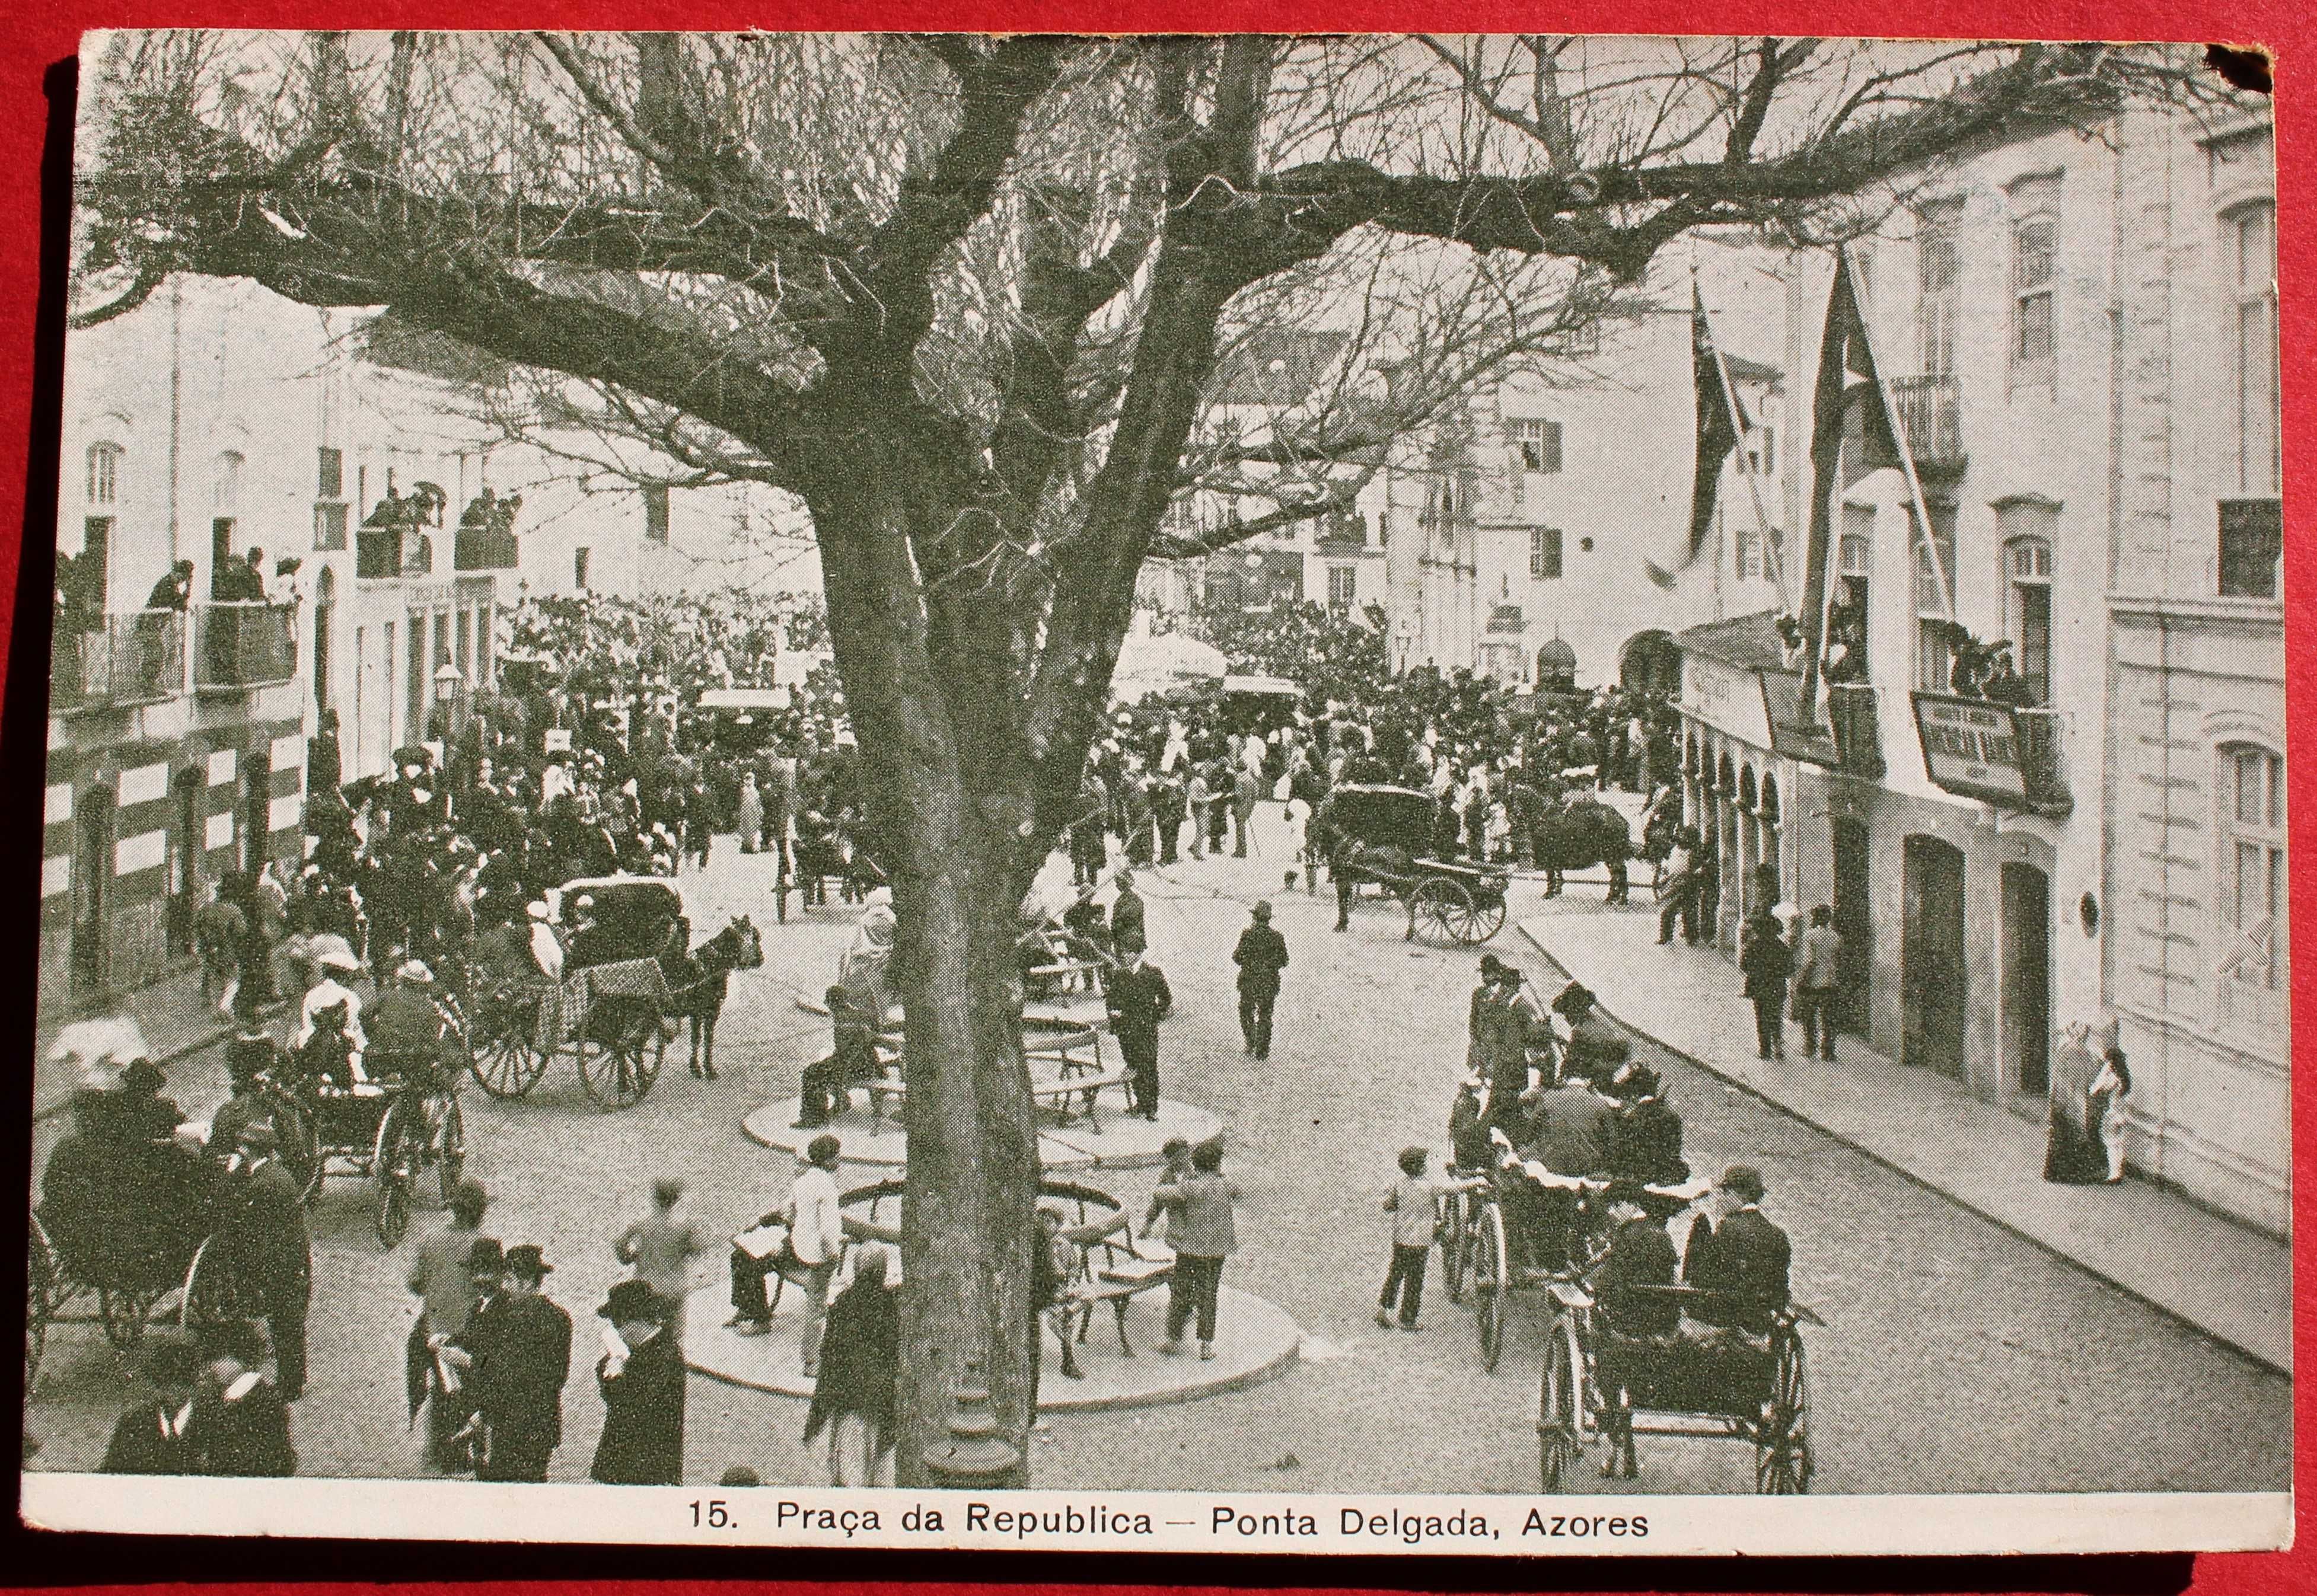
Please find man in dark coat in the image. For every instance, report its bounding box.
[222,1120,311,1400]
[466,1244,573,1482]
[802,1246,900,1485]
[101,1338,203,1475]
[1607,1065,1689,1188]
[1105,936,1172,1122]
[1230,901,1289,1060]
[590,1279,685,1485]
[1739,905,1793,1061]
[1108,870,1145,951]
[1682,1164,1793,1333]
[187,1319,296,1476]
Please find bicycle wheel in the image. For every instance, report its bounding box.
[1474,1199,1509,1372]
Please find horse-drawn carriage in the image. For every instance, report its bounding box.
[26,1125,254,1390]
[283,998,468,1250]
[1440,1132,1817,1494]
[466,875,758,1103]
[1315,784,1513,945]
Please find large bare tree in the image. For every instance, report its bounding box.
[71,30,2223,1483]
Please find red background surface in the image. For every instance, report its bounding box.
[0,3,2304,1592]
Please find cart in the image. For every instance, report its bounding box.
[1315,784,1511,945]
[466,876,677,1110]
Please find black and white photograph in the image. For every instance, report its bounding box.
[17,28,2291,1554]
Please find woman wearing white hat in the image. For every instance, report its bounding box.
[294,941,368,1059]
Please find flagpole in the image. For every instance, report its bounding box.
[1838,244,1957,624]
[1697,279,1793,615]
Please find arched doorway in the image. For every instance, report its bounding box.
[1620,630,1679,695]
[1902,835,1967,1080]
[71,785,115,1004]
[2001,862,2052,1096]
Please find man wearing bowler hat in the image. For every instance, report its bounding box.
[591,1279,684,1485]
[463,1243,573,1482]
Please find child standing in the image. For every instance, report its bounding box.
[1377,1146,1470,1332]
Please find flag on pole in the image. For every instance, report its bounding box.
[1647,286,1749,590]
[1797,251,1899,718]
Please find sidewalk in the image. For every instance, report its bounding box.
[32,965,235,1124]
[1517,908,2294,1376]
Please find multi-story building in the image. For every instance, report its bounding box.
[44,276,811,1014]
[47,276,323,1014]
[1387,251,1788,692]
[1139,328,1391,621]
[1673,100,2284,1233]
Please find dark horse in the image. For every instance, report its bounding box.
[660,915,764,1080]
[1524,792,1633,904]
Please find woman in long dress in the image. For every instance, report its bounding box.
[2089,1046,2132,1184]
[2042,1023,2108,1184]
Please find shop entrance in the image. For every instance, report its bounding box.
[1901,835,1967,1080]
[2002,862,2052,1098]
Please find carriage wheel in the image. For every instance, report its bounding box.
[1755,1325,1813,1494]
[578,1020,661,1111]
[374,1100,415,1250]
[1473,1199,1509,1372]
[1464,895,1508,944]
[470,1008,550,1098]
[274,1093,324,1204]
[432,1094,467,1206]
[180,1235,253,1333]
[1408,876,1473,944]
[1440,1189,1471,1304]
[1538,1319,1583,1490]
[25,1222,53,1393]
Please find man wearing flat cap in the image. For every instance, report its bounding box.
[591,1279,684,1485]
[463,1243,573,1482]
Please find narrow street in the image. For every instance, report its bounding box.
[25,843,2290,1495]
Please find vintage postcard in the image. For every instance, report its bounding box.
[18,29,2291,1557]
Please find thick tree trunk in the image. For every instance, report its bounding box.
[801,446,1044,1489]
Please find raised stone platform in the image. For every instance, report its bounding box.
[685,1280,1301,1413]
[741,1093,1222,1171]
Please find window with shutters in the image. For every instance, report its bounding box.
[1917,199,1964,376]
[1511,419,1561,474]
[1326,563,1357,609]
[2005,534,2053,704]
[1912,505,1958,690]
[2219,199,2279,604]
[1529,526,1563,580]
[2216,742,2287,1037]
[86,442,123,506]
[2009,176,2060,388]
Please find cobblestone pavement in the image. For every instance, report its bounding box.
[25,844,2291,1496]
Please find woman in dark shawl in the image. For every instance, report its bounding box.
[802,1247,900,1485]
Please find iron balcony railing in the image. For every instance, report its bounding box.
[2013,706,2069,814]
[52,608,186,711]
[1888,373,1966,475]
[193,601,298,690]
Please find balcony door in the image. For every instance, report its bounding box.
[2001,862,2051,1097]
